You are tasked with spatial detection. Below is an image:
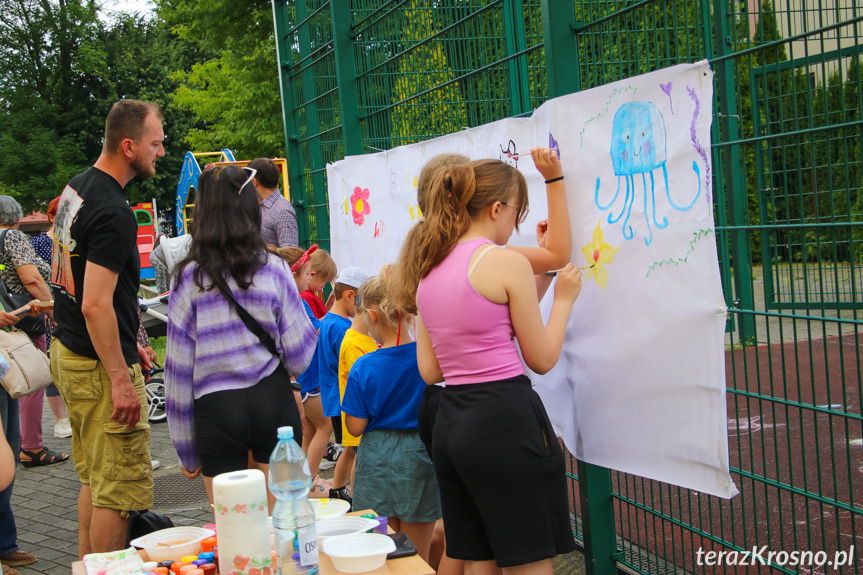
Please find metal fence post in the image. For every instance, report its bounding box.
[541,0,580,97]
[577,460,619,575]
[543,2,618,573]
[503,0,531,116]
[712,0,757,344]
[271,0,308,244]
[330,1,363,158]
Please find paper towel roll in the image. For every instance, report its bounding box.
[213,469,272,575]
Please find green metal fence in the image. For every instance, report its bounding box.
[273,0,863,573]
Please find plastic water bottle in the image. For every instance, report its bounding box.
[269,426,319,575]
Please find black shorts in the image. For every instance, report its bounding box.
[432,375,576,567]
[417,384,443,459]
[194,365,302,477]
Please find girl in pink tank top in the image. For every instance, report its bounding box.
[392,149,584,573]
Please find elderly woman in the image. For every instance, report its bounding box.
[165,165,317,511]
[0,196,68,467]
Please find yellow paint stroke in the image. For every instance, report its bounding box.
[344,199,349,215]
[581,219,619,290]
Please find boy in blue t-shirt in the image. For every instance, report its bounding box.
[317,266,369,499]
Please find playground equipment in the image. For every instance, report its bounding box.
[174,149,291,236]
[132,201,158,280]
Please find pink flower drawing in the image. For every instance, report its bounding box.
[351,187,371,225]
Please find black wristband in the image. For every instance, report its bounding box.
[545,176,564,184]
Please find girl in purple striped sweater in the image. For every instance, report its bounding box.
[165,165,317,511]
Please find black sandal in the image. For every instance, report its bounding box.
[19,447,70,467]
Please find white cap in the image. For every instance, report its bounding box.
[334,267,370,289]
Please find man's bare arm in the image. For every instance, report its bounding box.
[81,261,140,429]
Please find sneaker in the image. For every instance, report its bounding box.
[54,417,72,438]
[328,485,352,506]
[323,442,343,463]
[3,564,20,575]
[151,460,161,470]
[318,459,336,470]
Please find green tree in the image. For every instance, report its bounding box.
[0,1,198,213]
[157,0,285,159]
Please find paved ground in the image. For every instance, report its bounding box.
[9,402,586,575]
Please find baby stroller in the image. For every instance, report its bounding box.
[140,293,169,422]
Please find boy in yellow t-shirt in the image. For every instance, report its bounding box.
[334,278,378,496]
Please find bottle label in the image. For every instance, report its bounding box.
[298,527,319,566]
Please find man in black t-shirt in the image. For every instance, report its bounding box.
[50,100,165,557]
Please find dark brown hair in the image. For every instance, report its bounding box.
[393,159,528,313]
[247,158,280,189]
[174,165,268,292]
[103,100,163,153]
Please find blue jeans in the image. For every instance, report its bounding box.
[0,388,20,556]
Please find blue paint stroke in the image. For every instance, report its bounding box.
[594,101,701,246]
[687,86,711,204]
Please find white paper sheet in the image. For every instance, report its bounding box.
[326,61,737,498]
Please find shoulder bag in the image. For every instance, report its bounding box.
[0,229,47,336]
[0,326,52,398]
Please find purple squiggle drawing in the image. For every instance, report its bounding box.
[687,86,711,204]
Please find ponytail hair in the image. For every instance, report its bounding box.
[393,159,528,313]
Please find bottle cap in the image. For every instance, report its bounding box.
[201,565,217,575]
[179,566,196,575]
[188,570,204,575]
[181,556,200,564]
[141,563,158,571]
[191,560,208,567]
[277,426,294,440]
[197,553,215,563]
[201,537,218,552]
[158,562,175,569]
[155,568,170,575]
[170,563,189,574]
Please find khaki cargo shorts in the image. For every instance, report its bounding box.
[51,340,153,513]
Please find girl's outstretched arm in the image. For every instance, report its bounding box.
[505,253,582,374]
[508,147,570,273]
[416,315,444,384]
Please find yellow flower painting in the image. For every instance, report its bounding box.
[582,220,619,290]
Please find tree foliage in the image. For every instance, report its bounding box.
[157,0,285,160]
[0,0,198,213]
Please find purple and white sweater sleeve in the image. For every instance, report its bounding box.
[165,282,200,471]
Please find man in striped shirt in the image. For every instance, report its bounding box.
[247,158,298,248]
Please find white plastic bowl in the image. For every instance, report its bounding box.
[129,526,215,562]
[309,498,351,519]
[322,533,396,573]
[316,516,378,545]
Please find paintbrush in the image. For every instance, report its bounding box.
[545,264,594,277]
[506,148,560,160]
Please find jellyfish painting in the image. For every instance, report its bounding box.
[594,101,700,246]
